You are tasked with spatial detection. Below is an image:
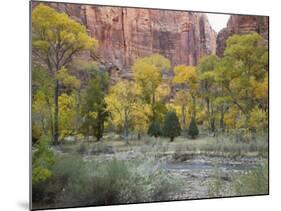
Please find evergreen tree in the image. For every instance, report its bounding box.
[162,111,181,142]
[148,121,162,138]
[188,117,199,139]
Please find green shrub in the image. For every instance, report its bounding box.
[150,172,182,201]
[32,122,43,145]
[32,154,184,208]
[233,162,268,195]
[208,164,224,197]
[51,155,93,206]
[87,157,183,204]
[91,142,114,155]
[148,121,162,138]
[32,155,90,208]
[124,156,184,202]
[188,117,199,139]
[77,142,88,154]
[162,111,181,142]
[32,136,55,205]
[89,159,131,204]
[32,136,55,185]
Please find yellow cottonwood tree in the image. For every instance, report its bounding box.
[105,81,144,142]
[155,83,171,102]
[197,55,220,131]
[58,93,77,139]
[32,65,55,140]
[56,67,81,89]
[131,103,152,138]
[215,33,268,129]
[173,90,190,128]
[32,4,98,143]
[173,65,198,119]
[132,54,170,121]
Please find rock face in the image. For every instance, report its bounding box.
[32,2,217,72]
[216,15,269,57]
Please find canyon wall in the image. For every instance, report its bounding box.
[32,2,217,73]
[216,15,269,57]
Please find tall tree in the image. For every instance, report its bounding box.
[215,33,268,129]
[32,65,54,139]
[198,55,220,132]
[173,65,198,119]
[55,67,81,139]
[32,136,55,185]
[173,90,190,129]
[148,121,162,138]
[81,73,109,141]
[32,4,98,144]
[71,60,100,133]
[57,93,77,139]
[162,111,181,142]
[131,102,152,140]
[188,117,199,139]
[132,54,170,121]
[105,81,142,143]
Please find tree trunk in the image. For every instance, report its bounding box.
[192,95,196,119]
[40,118,48,135]
[206,98,210,132]
[220,107,225,132]
[170,137,174,142]
[245,113,250,130]
[124,126,129,144]
[152,91,156,121]
[99,116,104,142]
[53,80,59,145]
[181,105,186,128]
[211,117,216,132]
[45,95,54,140]
[75,88,81,134]
[124,110,129,144]
[210,103,216,132]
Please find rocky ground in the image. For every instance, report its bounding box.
[79,146,265,199]
[53,136,267,200]
[165,155,265,199]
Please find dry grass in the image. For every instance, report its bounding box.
[56,132,268,160]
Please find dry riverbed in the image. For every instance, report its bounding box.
[54,135,268,199]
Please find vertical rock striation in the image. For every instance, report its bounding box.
[32,2,217,72]
[216,15,269,57]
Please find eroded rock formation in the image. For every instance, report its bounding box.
[32,2,217,72]
[216,15,269,57]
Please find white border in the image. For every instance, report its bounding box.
[1,0,280,211]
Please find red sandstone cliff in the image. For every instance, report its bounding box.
[32,2,217,72]
[216,15,269,57]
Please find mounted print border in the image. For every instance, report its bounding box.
[30,0,269,210]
